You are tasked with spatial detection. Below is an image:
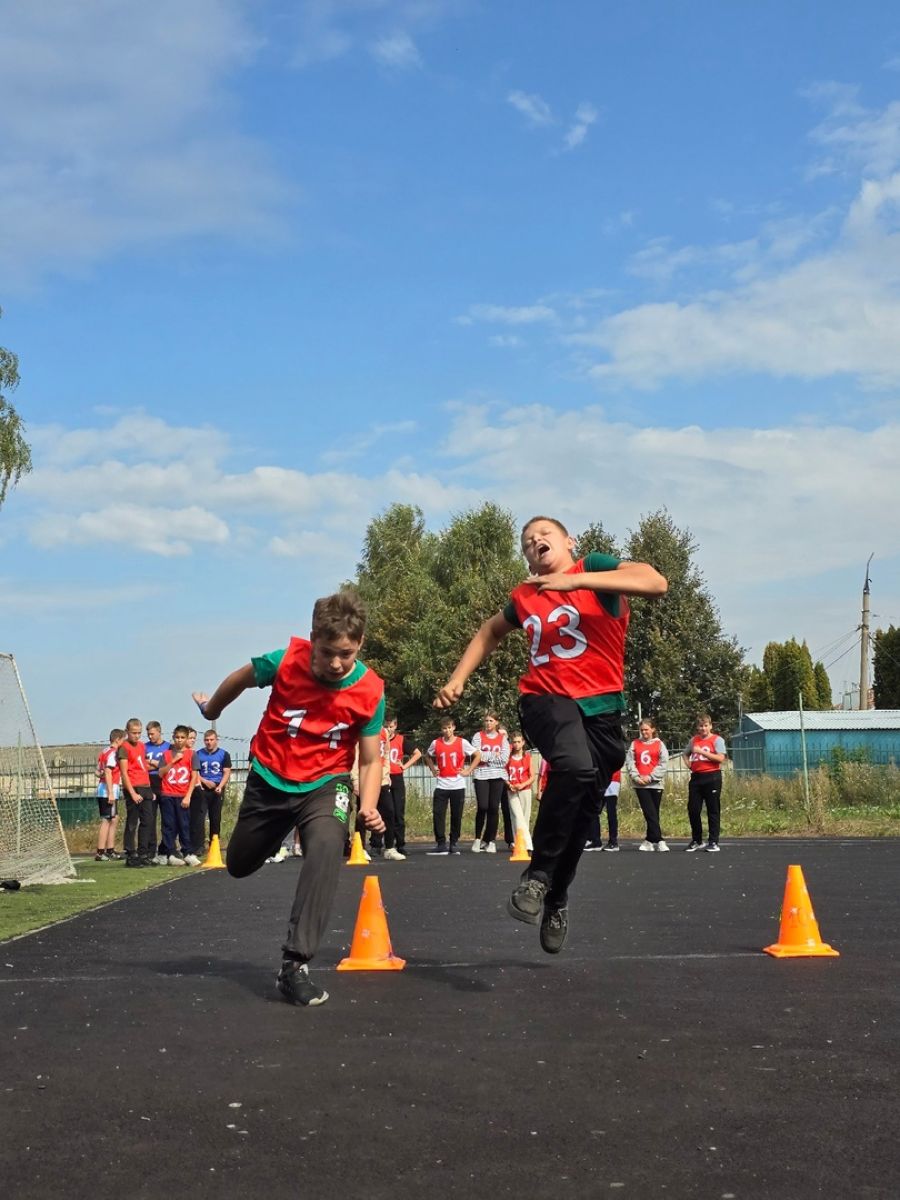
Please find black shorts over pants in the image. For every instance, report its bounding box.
[519,694,625,907]
[226,768,351,963]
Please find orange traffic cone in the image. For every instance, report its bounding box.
[203,834,226,870]
[763,864,839,958]
[510,827,531,862]
[337,875,406,971]
[346,831,369,866]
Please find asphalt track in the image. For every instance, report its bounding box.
[0,839,896,1200]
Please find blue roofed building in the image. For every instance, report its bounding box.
[732,711,900,776]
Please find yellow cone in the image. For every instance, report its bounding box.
[203,834,226,869]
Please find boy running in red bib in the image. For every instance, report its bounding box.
[435,515,666,953]
[192,590,386,1008]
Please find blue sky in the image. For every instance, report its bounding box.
[1,0,899,746]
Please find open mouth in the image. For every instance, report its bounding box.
[535,541,550,560]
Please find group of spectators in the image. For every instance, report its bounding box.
[94,710,727,865]
[94,719,232,866]
[344,710,728,860]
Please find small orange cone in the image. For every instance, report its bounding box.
[510,827,531,862]
[203,834,226,869]
[763,865,839,958]
[337,875,406,971]
[346,831,369,866]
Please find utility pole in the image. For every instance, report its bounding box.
[859,554,873,710]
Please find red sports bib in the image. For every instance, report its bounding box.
[632,738,662,775]
[251,638,384,783]
[510,558,629,699]
[507,754,532,787]
[688,735,721,774]
[161,749,194,797]
[119,740,150,788]
[435,737,465,778]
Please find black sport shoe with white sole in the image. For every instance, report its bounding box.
[276,960,328,1007]
[507,877,548,924]
[540,905,569,954]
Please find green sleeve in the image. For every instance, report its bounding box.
[582,552,621,572]
[251,648,286,688]
[582,553,623,618]
[360,693,386,737]
[503,601,521,627]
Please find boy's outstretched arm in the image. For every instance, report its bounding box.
[530,561,667,597]
[434,611,516,708]
[357,733,386,833]
[192,664,256,721]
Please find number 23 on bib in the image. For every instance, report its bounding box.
[510,562,629,698]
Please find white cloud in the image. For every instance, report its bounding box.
[0,0,289,286]
[489,334,522,348]
[370,30,422,68]
[30,504,230,557]
[507,90,554,127]
[806,84,900,179]
[456,302,557,326]
[563,101,598,150]
[0,579,158,614]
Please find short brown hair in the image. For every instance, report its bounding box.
[109,728,125,743]
[521,515,569,539]
[311,589,367,644]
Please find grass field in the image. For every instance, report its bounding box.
[0,857,195,942]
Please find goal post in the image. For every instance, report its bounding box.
[0,653,75,883]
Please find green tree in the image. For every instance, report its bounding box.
[0,308,31,507]
[813,661,833,709]
[755,638,828,710]
[873,625,900,707]
[743,664,773,712]
[354,502,527,741]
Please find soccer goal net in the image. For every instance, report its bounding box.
[0,653,75,883]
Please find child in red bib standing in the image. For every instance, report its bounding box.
[192,590,386,1007]
[682,714,727,852]
[625,719,670,851]
[435,515,666,953]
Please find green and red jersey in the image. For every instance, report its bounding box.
[505,553,629,715]
[250,638,385,794]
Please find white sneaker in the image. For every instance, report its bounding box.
[274,846,289,862]
[364,850,371,862]
[471,839,483,853]
[167,855,187,866]
[638,840,655,852]
[656,840,670,853]
[484,842,497,854]
[383,847,406,861]
[152,854,168,866]
[183,854,201,866]
[290,845,303,857]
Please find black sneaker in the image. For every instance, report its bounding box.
[94,851,107,862]
[369,845,384,859]
[276,961,328,1007]
[426,843,450,856]
[141,857,159,867]
[448,843,461,855]
[125,856,145,868]
[507,877,548,924]
[105,850,124,860]
[540,905,569,954]
[685,841,704,853]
